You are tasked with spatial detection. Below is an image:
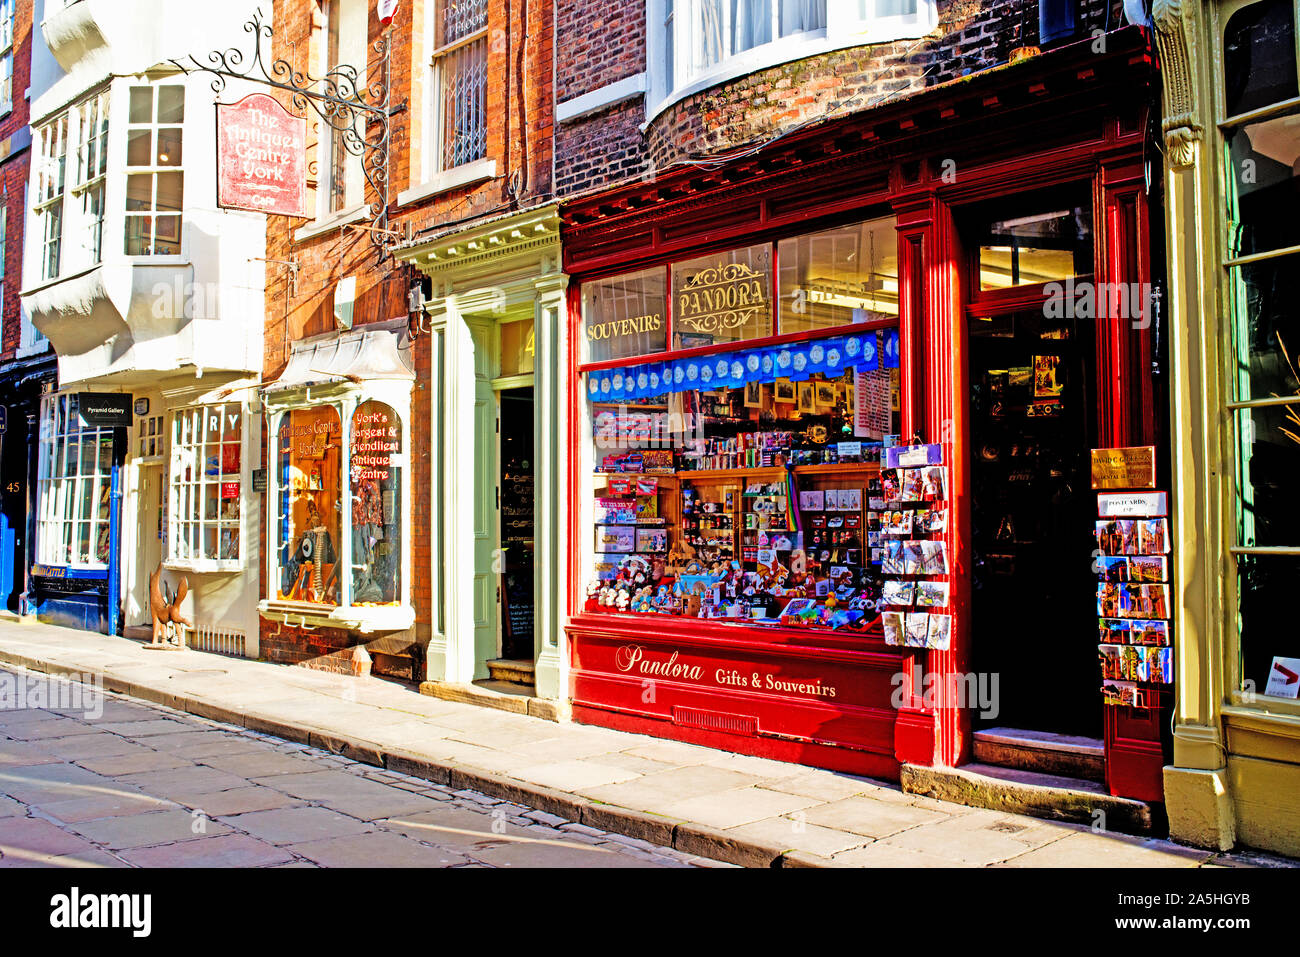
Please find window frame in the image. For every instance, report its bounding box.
[35,393,117,570]
[166,403,247,571]
[0,0,14,118]
[124,83,185,259]
[1214,0,1300,706]
[317,0,369,219]
[427,0,489,176]
[644,0,938,124]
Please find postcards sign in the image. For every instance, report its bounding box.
[216,93,307,217]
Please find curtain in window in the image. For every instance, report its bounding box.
[733,0,772,52]
[699,0,725,68]
[779,0,825,36]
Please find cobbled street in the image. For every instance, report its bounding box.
[0,667,719,868]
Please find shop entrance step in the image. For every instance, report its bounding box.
[973,727,1105,782]
[486,658,535,686]
[901,762,1153,835]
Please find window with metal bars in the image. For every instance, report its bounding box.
[431,0,488,171]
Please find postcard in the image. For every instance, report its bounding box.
[1138,518,1171,555]
[901,469,925,502]
[916,580,950,608]
[1128,619,1170,646]
[920,540,949,575]
[1097,582,1122,618]
[882,541,906,575]
[926,507,948,534]
[926,613,952,649]
[1095,519,1139,556]
[1033,354,1063,398]
[799,490,825,512]
[882,611,905,646]
[1101,679,1141,708]
[881,469,900,503]
[882,580,916,607]
[1148,647,1173,685]
[1099,617,1129,644]
[904,612,930,647]
[901,540,926,575]
[1127,555,1168,584]
[842,488,863,511]
[1097,556,1129,582]
[1098,644,1123,681]
[921,466,947,502]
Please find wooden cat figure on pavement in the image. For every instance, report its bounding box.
[148,563,191,649]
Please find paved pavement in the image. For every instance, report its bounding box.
[0,618,1292,868]
[0,665,717,868]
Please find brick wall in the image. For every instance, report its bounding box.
[258,0,554,665]
[0,0,33,359]
[555,0,1125,195]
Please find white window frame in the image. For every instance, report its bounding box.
[124,83,185,258]
[427,0,488,177]
[0,0,14,118]
[33,113,68,282]
[36,393,116,570]
[644,0,937,124]
[317,0,368,220]
[167,403,245,569]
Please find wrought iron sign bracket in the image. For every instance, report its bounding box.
[171,6,395,259]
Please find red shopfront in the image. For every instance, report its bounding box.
[562,29,1170,800]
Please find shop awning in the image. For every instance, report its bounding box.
[264,321,415,394]
[585,328,898,402]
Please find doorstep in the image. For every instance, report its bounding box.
[973,727,1106,782]
[901,761,1153,835]
[418,678,564,721]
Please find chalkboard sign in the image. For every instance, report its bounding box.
[500,546,534,657]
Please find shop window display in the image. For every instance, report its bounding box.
[349,400,402,606]
[169,404,242,562]
[275,406,342,605]
[584,326,901,631]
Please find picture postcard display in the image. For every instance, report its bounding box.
[880,443,951,649]
[1092,480,1174,707]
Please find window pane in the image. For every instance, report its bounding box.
[1224,0,1298,118]
[440,36,487,168]
[1224,109,1300,258]
[779,217,899,333]
[672,243,774,348]
[157,85,184,124]
[1228,252,1300,402]
[125,216,152,256]
[155,126,182,166]
[973,190,1094,290]
[126,129,152,167]
[351,401,403,604]
[1237,554,1300,696]
[154,216,181,254]
[275,406,342,606]
[1234,405,1300,547]
[779,0,825,35]
[126,174,153,211]
[582,267,668,363]
[733,0,772,51]
[500,319,535,377]
[129,87,153,123]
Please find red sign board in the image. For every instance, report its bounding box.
[216,93,307,217]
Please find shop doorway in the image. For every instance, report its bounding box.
[497,387,535,665]
[967,307,1101,737]
[131,463,165,628]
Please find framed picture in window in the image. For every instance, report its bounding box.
[744,380,763,409]
[774,378,796,403]
[797,382,815,413]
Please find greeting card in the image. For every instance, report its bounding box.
[926,613,952,649]
[882,611,905,646]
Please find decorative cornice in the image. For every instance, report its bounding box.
[393,205,561,276]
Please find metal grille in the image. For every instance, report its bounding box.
[440,36,487,169]
[188,624,247,658]
[672,705,758,736]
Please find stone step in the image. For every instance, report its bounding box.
[486,657,536,686]
[901,762,1153,835]
[973,727,1106,782]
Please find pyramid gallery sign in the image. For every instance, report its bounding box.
[216,92,307,217]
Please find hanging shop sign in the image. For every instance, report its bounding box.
[1090,446,1156,489]
[216,93,308,217]
[77,393,132,428]
[676,262,771,335]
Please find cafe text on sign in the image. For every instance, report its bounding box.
[216,93,307,217]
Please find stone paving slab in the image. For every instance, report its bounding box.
[0,620,1290,870]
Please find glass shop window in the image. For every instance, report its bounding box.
[582,267,668,363]
[779,217,899,333]
[349,401,403,606]
[972,189,1094,291]
[671,243,773,348]
[275,406,343,606]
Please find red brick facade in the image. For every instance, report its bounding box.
[0,0,32,359]
[555,0,1124,194]
[258,0,555,667]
